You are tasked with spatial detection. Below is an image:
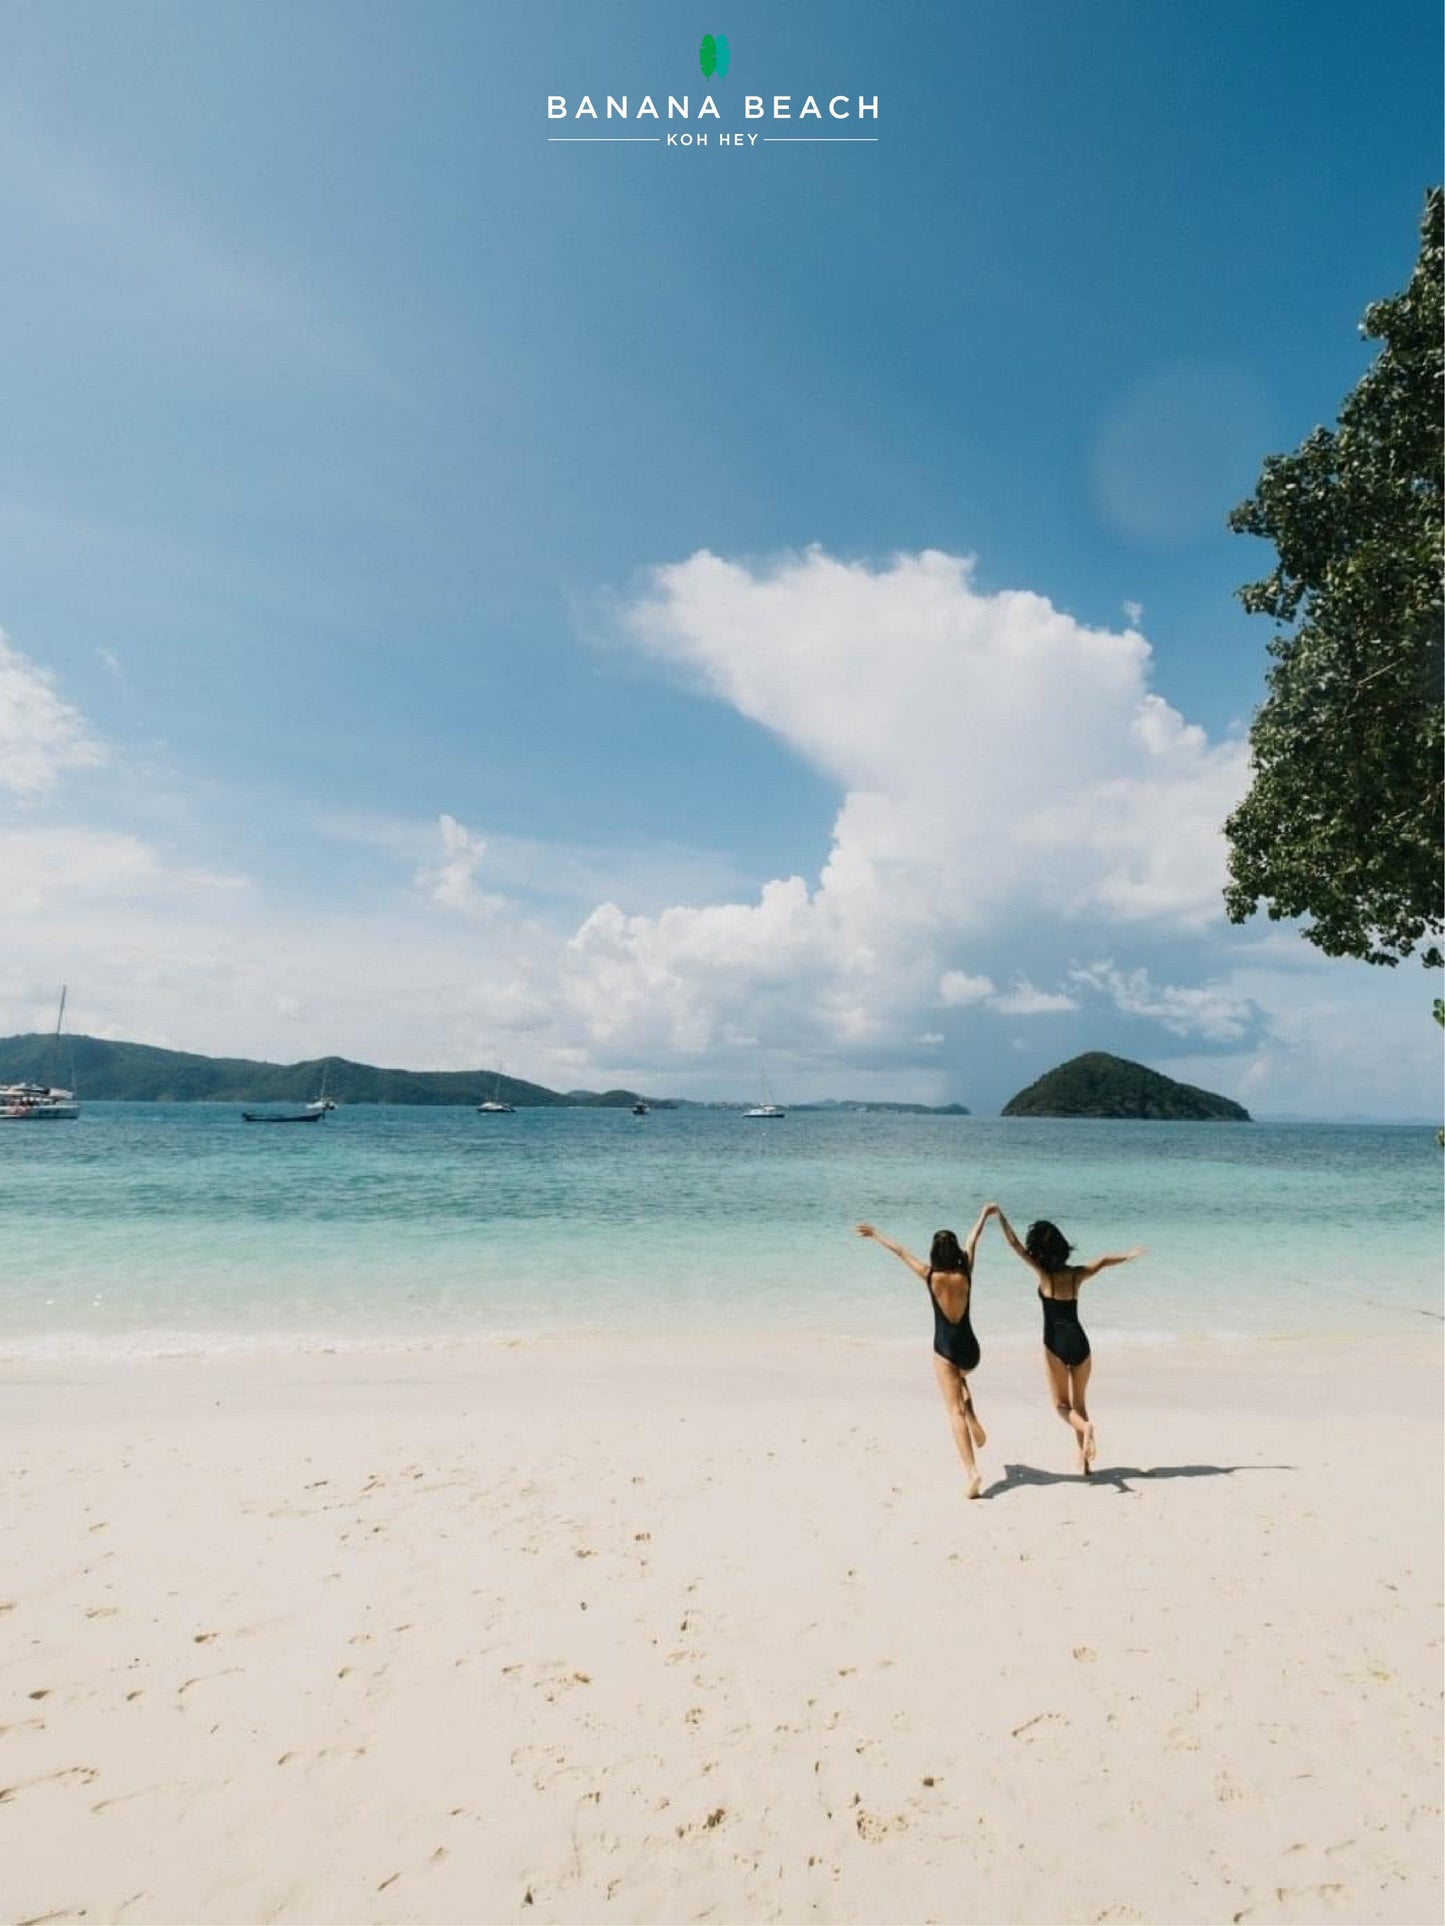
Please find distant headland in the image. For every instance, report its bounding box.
[0,1034,969,1112]
[1002,1052,1250,1121]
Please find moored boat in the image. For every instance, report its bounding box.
[0,1080,80,1121]
[478,1065,516,1114]
[305,1063,338,1114]
[743,1056,786,1119]
[1,989,80,1120]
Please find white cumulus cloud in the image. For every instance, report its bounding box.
[0,631,103,796]
[579,546,1251,1058]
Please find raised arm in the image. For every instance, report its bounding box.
[854,1223,931,1282]
[962,1202,996,1269]
[1076,1246,1146,1282]
[992,1208,1048,1280]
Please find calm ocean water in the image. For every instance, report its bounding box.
[0,1105,1439,1357]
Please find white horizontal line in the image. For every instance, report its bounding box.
[547,137,662,143]
[761,137,880,142]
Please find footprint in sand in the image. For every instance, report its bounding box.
[1214,1771,1260,1803]
[855,1806,911,1841]
[1011,1711,1071,1746]
[177,1669,242,1699]
[1273,1884,1345,1909]
[0,1764,99,1803]
[92,1784,186,1815]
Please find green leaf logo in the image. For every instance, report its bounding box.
[699,33,731,80]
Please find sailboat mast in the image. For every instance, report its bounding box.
[51,985,69,1086]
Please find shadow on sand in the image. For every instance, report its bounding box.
[981,1460,1295,1500]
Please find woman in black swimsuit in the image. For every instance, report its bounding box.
[992,1209,1144,1473]
[854,1211,990,1498]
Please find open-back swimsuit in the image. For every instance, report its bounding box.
[926,1268,980,1372]
[1039,1273,1090,1368]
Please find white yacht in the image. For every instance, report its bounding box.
[478,1066,515,1114]
[1,989,80,1120]
[743,1059,786,1119]
[0,1079,80,1121]
[305,1063,338,1114]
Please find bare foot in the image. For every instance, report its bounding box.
[968,1414,987,1449]
[1082,1422,1096,1467]
[966,1473,982,1500]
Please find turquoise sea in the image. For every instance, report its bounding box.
[1,1105,1439,1357]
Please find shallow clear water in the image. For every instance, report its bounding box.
[1,1105,1439,1355]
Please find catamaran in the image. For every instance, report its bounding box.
[478,1065,515,1114]
[0,988,80,1121]
[743,1059,786,1119]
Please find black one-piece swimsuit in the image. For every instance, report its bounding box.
[1038,1283,1090,1368]
[926,1268,980,1372]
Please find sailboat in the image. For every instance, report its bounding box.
[477,1064,515,1114]
[743,1058,786,1119]
[305,1061,338,1114]
[0,987,81,1121]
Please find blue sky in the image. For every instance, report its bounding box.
[1,1,1440,1115]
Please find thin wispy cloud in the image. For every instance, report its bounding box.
[415,814,508,916]
[936,971,996,1008]
[321,810,751,916]
[990,979,1081,1017]
[1070,961,1256,1042]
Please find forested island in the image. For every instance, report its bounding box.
[1002,1052,1250,1121]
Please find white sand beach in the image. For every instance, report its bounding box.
[1,1334,1439,1926]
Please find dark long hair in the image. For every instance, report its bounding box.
[929,1229,970,1276]
[1025,1220,1073,1272]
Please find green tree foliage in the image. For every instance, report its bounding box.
[1224,188,1443,969]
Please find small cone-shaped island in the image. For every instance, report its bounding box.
[1002,1051,1250,1121]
